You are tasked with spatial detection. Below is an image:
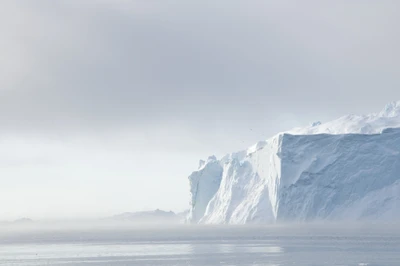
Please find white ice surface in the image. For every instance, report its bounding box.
[188,101,400,224]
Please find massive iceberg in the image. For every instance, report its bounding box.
[188,101,400,224]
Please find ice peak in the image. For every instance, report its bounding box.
[380,101,400,117]
[207,155,217,162]
[310,121,322,127]
[198,160,205,169]
[197,156,218,170]
[247,140,268,155]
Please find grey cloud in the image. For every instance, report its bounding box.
[1,0,399,138]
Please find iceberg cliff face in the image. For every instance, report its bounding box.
[188,156,223,223]
[188,102,400,224]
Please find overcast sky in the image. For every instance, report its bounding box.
[0,0,399,220]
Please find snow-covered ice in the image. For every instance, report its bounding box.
[188,101,400,224]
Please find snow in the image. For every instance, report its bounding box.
[289,100,400,135]
[187,101,400,224]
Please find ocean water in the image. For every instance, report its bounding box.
[0,224,399,266]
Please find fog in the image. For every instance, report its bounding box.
[2,220,400,239]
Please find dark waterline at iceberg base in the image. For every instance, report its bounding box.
[1,223,399,266]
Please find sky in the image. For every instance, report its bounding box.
[0,0,399,220]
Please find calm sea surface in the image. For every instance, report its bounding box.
[0,224,399,265]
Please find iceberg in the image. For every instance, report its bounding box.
[187,101,400,224]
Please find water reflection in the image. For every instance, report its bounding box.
[187,241,282,255]
[0,225,399,266]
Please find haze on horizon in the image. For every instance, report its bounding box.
[1,0,399,220]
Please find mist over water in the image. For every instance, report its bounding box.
[1,222,399,266]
